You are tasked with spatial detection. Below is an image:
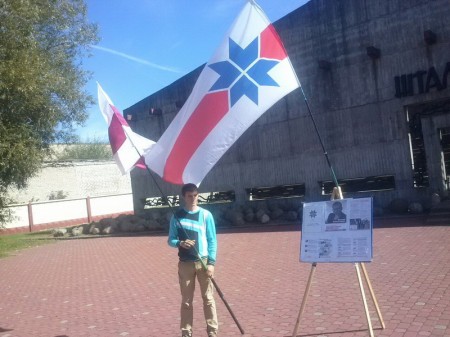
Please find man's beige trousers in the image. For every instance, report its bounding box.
[178,260,218,336]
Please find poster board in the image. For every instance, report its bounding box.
[300,198,373,263]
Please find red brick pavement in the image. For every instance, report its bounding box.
[0,216,449,337]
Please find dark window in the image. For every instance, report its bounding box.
[320,175,395,195]
[407,99,450,187]
[440,127,450,189]
[144,195,179,208]
[246,184,305,200]
[200,190,235,204]
[143,190,235,209]
[408,111,429,187]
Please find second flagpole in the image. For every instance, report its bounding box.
[299,85,342,194]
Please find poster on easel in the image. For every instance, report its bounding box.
[300,197,373,263]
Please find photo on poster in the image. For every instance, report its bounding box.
[325,199,348,231]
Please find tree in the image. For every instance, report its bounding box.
[0,0,98,224]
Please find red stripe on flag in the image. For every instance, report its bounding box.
[163,91,229,184]
[111,105,128,125]
[135,157,147,169]
[108,111,126,155]
[260,24,287,60]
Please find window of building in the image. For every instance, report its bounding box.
[143,190,235,209]
[320,175,395,195]
[406,99,450,188]
[440,127,450,189]
[407,108,429,187]
[246,184,305,200]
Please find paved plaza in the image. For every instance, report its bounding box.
[0,216,449,337]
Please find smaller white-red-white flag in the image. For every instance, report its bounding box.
[97,83,155,175]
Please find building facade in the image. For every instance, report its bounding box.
[125,0,450,212]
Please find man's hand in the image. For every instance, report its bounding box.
[206,265,215,278]
[180,239,195,249]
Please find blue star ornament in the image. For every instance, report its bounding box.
[208,36,281,107]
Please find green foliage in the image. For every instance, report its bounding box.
[0,193,13,228]
[56,139,112,161]
[0,0,98,224]
[48,190,68,200]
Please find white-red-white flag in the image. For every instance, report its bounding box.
[144,0,300,185]
[97,83,155,175]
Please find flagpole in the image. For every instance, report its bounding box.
[299,85,341,192]
[122,128,246,335]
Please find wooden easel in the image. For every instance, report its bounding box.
[291,187,385,337]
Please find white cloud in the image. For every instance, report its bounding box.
[91,45,183,73]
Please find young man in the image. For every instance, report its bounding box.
[168,183,218,337]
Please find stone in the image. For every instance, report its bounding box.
[255,209,267,221]
[223,208,237,221]
[231,213,245,226]
[388,198,409,214]
[128,215,142,224]
[223,208,244,224]
[270,208,284,220]
[165,212,173,222]
[81,223,91,234]
[143,211,161,221]
[244,211,255,222]
[52,228,67,237]
[71,227,83,236]
[259,214,270,224]
[144,219,160,230]
[90,227,100,235]
[215,218,231,228]
[430,193,441,207]
[99,217,112,226]
[102,226,115,234]
[135,223,146,232]
[213,209,224,221]
[284,211,298,221]
[157,217,169,229]
[409,202,423,214]
[116,214,129,223]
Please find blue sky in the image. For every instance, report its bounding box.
[77,0,309,141]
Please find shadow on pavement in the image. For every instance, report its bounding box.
[0,327,13,332]
[291,326,384,337]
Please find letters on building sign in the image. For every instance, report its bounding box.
[394,62,450,98]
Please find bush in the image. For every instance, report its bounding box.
[56,139,112,161]
[48,190,68,200]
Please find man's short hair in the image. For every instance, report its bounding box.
[181,183,198,196]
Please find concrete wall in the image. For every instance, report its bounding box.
[4,194,133,234]
[125,0,450,211]
[7,161,132,204]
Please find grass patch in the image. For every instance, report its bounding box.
[0,230,55,258]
